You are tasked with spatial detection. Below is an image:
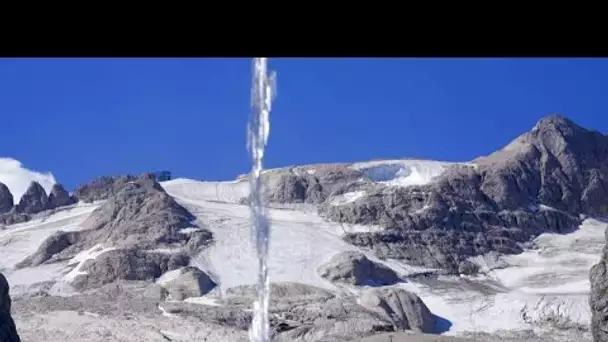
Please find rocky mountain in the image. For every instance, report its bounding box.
[14,181,49,214]
[246,115,607,274]
[0,114,605,342]
[72,174,141,203]
[16,174,211,292]
[0,174,153,227]
[0,183,13,215]
[47,184,76,209]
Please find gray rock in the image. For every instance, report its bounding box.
[47,183,76,209]
[15,181,49,214]
[225,282,334,307]
[0,183,13,215]
[160,301,252,330]
[72,173,153,203]
[359,288,436,333]
[241,164,366,205]
[457,260,479,275]
[348,332,477,342]
[0,272,21,342]
[271,296,393,342]
[317,251,401,286]
[590,227,608,342]
[71,248,189,291]
[162,266,216,300]
[320,115,600,273]
[15,230,80,268]
[0,212,30,227]
[12,281,166,318]
[16,177,211,291]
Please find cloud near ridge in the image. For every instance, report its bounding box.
[0,157,56,203]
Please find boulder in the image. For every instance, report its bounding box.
[318,251,401,286]
[160,266,216,300]
[71,248,189,291]
[359,287,436,333]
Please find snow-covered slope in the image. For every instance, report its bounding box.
[160,178,600,339]
[0,171,600,341]
[161,179,385,292]
[161,178,249,204]
[351,159,466,187]
[0,202,100,295]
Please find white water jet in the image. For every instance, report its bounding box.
[247,57,276,342]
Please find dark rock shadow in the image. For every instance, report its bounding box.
[358,278,406,287]
[433,314,452,334]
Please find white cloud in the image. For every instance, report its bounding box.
[0,158,56,203]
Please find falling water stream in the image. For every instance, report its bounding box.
[247,57,276,342]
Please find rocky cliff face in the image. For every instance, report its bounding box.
[16,175,212,290]
[0,273,21,342]
[240,164,366,205]
[590,228,608,342]
[251,115,607,274]
[47,184,76,209]
[72,174,143,203]
[15,181,49,214]
[316,115,608,272]
[0,183,13,215]
[0,181,78,226]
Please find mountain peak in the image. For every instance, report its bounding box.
[531,114,588,135]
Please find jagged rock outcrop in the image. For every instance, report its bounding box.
[0,273,21,342]
[318,115,603,273]
[47,183,75,209]
[16,176,212,290]
[359,288,436,333]
[318,251,402,286]
[590,228,608,342]
[15,181,48,214]
[160,266,216,300]
[161,281,396,341]
[241,164,366,205]
[71,249,190,291]
[0,182,76,227]
[0,183,13,215]
[72,174,145,203]
[224,282,334,307]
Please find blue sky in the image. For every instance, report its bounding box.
[2,57,608,190]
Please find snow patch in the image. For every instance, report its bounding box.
[0,203,99,272]
[329,191,366,206]
[351,159,462,187]
[161,178,249,204]
[163,180,379,292]
[156,269,183,286]
[184,295,222,306]
[64,244,116,282]
[0,157,56,202]
[179,227,201,234]
[158,305,179,318]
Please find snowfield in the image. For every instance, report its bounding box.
[161,178,601,339]
[351,159,468,187]
[0,172,601,341]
